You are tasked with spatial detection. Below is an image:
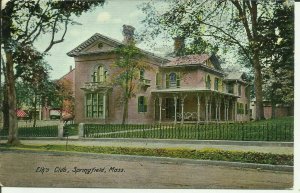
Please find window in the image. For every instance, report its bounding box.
[86,93,104,118]
[227,83,234,94]
[238,84,242,96]
[140,69,145,80]
[156,73,161,86]
[138,96,147,112]
[237,103,244,114]
[93,65,106,82]
[245,104,248,115]
[206,75,211,89]
[166,72,180,88]
[214,78,219,91]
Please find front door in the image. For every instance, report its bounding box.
[165,98,174,119]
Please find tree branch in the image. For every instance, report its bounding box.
[230,0,253,41]
[43,18,69,53]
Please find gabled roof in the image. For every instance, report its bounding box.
[224,71,247,83]
[67,33,168,63]
[163,54,224,75]
[165,54,210,66]
[67,33,121,57]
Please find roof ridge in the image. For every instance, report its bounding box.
[66,32,168,63]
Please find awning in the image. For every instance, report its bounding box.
[16,109,28,118]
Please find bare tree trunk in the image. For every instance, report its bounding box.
[5,51,19,145]
[122,98,128,125]
[253,49,265,121]
[33,93,37,127]
[2,88,9,130]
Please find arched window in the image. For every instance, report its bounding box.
[166,72,180,88]
[214,78,219,91]
[206,75,211,89]
[92,65,106,83]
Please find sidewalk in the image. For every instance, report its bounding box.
[17,138,294,155]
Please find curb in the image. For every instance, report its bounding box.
[0,148,293,172]
[0,137,294,147]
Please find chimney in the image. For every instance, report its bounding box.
[122,25,135,44]
[173,36,185,56]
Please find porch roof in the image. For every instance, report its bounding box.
[151,88,239,98]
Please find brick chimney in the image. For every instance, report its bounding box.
[173,36,185,56]
[122,25,135,44]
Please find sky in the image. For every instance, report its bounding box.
[0,0,170,80]
[33,0,163,80]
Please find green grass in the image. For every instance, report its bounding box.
[84,116,294,141]
[64,124,79,136]
[0,144,293,166]
[0,125,58,137]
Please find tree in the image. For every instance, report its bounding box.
[259,4,294,118]
[54,78,74,120]
[112,43,150,124]
[1,0,105,144]
[140,0,293,120]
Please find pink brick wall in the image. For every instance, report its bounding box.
[74,53,159,124]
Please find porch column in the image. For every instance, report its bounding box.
[209,102,212,121]
[103,92,107,120]
[215,98,218,121]
[205,96,208,123]
[226,101,229,121]
[218,101,221,122]
[224,98,227,121]
[174,95,178,124]
[180,97,185,125]
[197,95,201,123]
[235,100,238,122]
[159,97,162,124]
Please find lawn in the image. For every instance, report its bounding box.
[84,116,294,141]
[0,144,293,166]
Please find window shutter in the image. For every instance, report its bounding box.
[144,96,148,112]
[138,97,141,112]
[166,73,170,88]
[176,73,180,88]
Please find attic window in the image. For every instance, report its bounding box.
[97,43,103,48]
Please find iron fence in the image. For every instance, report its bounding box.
[83,122,293,142]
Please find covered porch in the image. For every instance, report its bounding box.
[152,89,239,124]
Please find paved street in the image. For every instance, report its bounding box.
[0,151,293,189]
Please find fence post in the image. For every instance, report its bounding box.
[58,123,64,139]
[79,123,85,138]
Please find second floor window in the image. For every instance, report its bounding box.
[93,65,106,82]
[238,84,242,96]
[140,69,145,80]
[214,78,219,91]
[166,72,180,88]
[156,73,161,86]
[227,83,234,94]
[206,75,211,89]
